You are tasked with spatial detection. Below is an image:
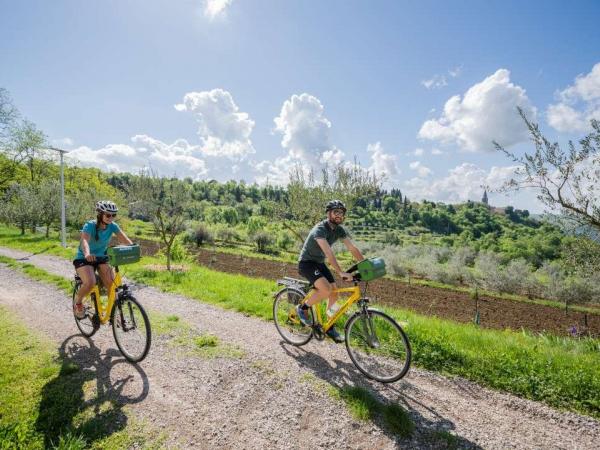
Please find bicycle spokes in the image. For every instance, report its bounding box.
[345,310,411,383]
[273,288,313,346]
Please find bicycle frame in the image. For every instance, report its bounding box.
[87,267,122,325]
[302,284,363,332]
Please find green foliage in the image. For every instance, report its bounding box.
[252,231,275,254]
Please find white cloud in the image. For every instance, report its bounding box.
[421,75,448,90]
[448,65,463,78]
[403,163,518,203]
[418,69,536,152]
[431,148,443,155]
[409,161,432,178]
[421,66,462,90]
[204,0,233,20]
[258,93,346,184]
[51,137,74,148]
[413,148,424,157]
[366,142,401,185]
[67,135,208,179]
[547,62,600,133]
[175,89,255,159]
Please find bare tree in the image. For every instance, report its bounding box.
[495,108,600,231]
[279,162,381,241]
[127,170,191,270]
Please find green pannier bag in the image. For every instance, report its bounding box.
[107,244,141,266]
[357,257,386,281]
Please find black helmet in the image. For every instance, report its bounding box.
[325,199,346,213]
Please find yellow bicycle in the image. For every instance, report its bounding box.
[273,257,411,383]
[72,245,151,363]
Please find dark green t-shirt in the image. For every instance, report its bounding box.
[299,220,349,263]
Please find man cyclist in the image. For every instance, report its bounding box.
[72,200,132,319]
[296,199,364,343]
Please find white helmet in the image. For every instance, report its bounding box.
[96,200,118,213]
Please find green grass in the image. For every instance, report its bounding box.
[0,305,166,449]
[1,231,600,419]
[0,224,77,260]
[328,385,414,438]
[0,255,72,293]
[145,311,245,359]
[127,258,277,321]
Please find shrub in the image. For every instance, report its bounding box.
[276,231,295,251]
[253,231,274,254]
[187,224,213,247]
[217,227,239,243]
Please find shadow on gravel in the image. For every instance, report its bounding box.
[280,341,483,450]
[35,334,150,448]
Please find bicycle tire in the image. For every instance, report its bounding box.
[72,281,98,337]
[111,294,151,363]
[273,288,314,346]
[345,309,411,383]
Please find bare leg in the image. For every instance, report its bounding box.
[327,282,338,310]
[304,277,333,307]
[75,265,95,304]
[97,263,115,294]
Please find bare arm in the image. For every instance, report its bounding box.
[316,238,353,281]
[116,230,133,245]
[342,237,364,262]
[80,232,95,262]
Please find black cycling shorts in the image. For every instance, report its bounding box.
[73,256,109,269]
[298,260,335,285]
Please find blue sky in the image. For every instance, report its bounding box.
[2,0,600,211]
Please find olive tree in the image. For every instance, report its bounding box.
[495,109,600,230]
[279,162,381,241]
[496,110,600,278]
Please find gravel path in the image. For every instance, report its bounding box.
[1,246,599,449]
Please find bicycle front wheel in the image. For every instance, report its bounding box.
[111,295,151,363]
[345,309,411,383]
[273,288,313,346]
[72,282,98,337]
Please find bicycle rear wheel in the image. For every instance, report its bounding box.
[72,281,98,337]
[273,288,313,346]
[345,309,411,383]
[111,295,151,363]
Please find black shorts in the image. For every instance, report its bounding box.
[73,256,109,269]
[298,260,335,285]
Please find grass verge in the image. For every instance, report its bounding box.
[328,385,414,438]
[0,305,165,450]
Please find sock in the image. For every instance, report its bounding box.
[300,303,310,310]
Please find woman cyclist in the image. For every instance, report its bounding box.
[73,200,132,319]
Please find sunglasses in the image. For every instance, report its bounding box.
[104,213,117,218]
[331,209,345,216]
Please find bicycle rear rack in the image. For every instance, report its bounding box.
[276,276,310,291]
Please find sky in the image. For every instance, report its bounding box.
[1,0,599,212]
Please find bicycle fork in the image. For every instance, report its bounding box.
[359,302,381,349]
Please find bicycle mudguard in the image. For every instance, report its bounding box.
[273,286,306,300]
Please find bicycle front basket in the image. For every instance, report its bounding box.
[107,244,141,266]
[357,257,386,281]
